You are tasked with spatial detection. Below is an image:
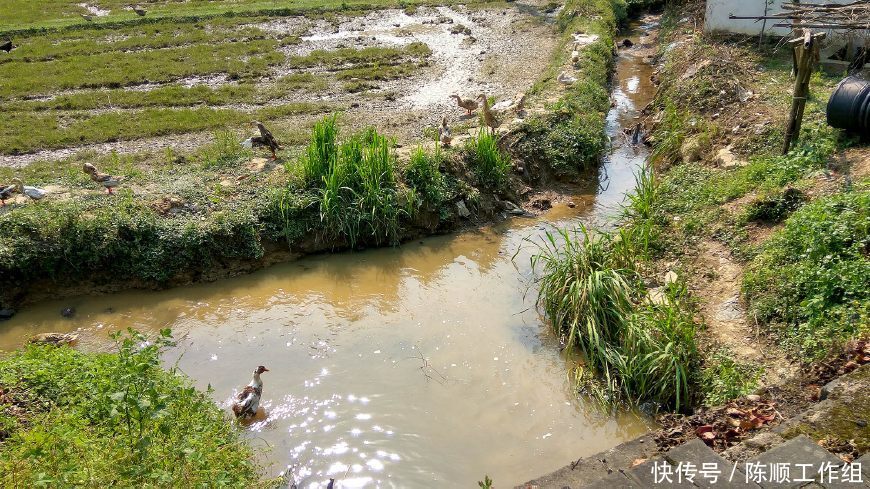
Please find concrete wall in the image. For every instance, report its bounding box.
[703,0,865,37]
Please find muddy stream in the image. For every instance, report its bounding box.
[0,19,657,488]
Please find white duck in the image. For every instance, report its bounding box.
[232,365,269,419]
[557,71,578,85]
[13,178,47,200]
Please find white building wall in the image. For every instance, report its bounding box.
[704,0,860,36]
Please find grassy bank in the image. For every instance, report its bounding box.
[0,117,512,307]
[533,0,868,413]
[0,330,269,487]
[513,0,625,179]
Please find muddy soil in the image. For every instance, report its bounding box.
[0,2,558,168]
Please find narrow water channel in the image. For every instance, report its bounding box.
[0,18,657,488]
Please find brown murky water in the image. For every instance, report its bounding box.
[0,18,658,489]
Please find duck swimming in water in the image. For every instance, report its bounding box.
[232,365,269,419]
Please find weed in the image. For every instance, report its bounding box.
[465,128,510,188]
[405,144,447,209]
[700,350,762,406]
[744,191,870,360]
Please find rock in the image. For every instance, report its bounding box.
[567,201,576,208]
[819,377,841,400]
[61,307,76,318]
[715,145,747,168]
[621,38,634,48]
[0,309,15,321]
[679,135,704,163]
[664,270,678,284]
[744,431,784,450]
[456,200,471,218]
[745,394,761,402]
[30,332,78,346]
[501,200,526,215]
[531,198,552,211]
[646,287,666,305]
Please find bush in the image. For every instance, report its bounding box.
[0,330,268,487]
[533,224,700,411]
[700,350,762,406]
[744,191,870,359]
[405,145,447,209]
[465,129,511,189]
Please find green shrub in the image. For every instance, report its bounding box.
[0,330,268,487]
[533,224,700,411]
[404,145,447,209]
[744,191,870,359]
[700,350,762,406]
[465,129,510,188]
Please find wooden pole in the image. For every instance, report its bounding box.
[782,29,825,154]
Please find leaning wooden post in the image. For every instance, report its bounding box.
[782,29,825,155]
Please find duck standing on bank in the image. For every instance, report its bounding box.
[83,163,123,194]
[232,365,269,419]
[0,183,16,206]
[477,94,498,130]
[12,178,47,201]
[450,94,478,116]
[244,121,282,160]
[439,116,452,147]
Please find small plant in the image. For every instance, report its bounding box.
[700,350,762,406]
[465,128,510,188]
[478,475,494,489]
[198,130,251,169]
[405,144,446,208]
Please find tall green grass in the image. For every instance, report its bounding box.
[532,224,699,411]
[291,116,410,246]
[465,128,510,188]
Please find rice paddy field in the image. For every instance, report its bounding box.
[0,0,559,163]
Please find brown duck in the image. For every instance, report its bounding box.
[83,163,123,194]
[248,121,282,160]
[450,94,478,116]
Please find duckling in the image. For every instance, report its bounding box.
[439,116,452,147]
[131,5,146,16]
[450,94,478,116]
[0,40,13,53]
[232,365,269,419]
[251,121,282,160]
[81,13,93,22]
[29,332,78,346]
[0,183,15,206]
[82,163,123,194]
[557,71,578,85]
[477,94,498,130]
[12,179,47,201]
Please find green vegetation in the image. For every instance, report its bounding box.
[0,330,267,487]
[465,129,511,189]
[515,0,622,178]
[533,168,701,411]
[700,350,762,406]
[744,191,869,360]
[405,144,448,209]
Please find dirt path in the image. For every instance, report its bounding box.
[691,239,798,386]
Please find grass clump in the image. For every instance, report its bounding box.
[743,190,870,360]
[405,144,447,209]
[700,349,762,406]
[465,129,510,189]
[290,116,411,246]
[533,225,700,411]
[0,329,267,487]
